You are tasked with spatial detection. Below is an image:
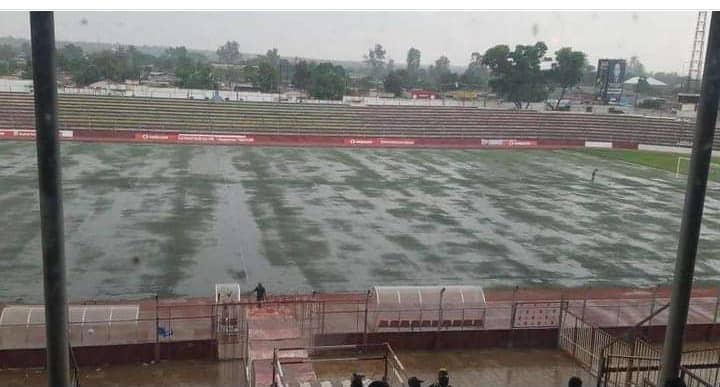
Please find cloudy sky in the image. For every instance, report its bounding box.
[0,11,701,73]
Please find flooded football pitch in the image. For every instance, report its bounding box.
[2,141,720,302]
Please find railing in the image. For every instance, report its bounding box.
[599,355,714,387]
[271,343,408,387]
[559,306,718,387]
[2,292,720,351]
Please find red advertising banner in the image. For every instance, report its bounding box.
[134,133,178,141]
[480,139,538,147]
[0,129,36,138]
[177,133,254,143]
[344,138,417,146]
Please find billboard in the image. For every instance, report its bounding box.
[596,59,626,103]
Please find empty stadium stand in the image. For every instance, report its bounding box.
[0,91,698,148]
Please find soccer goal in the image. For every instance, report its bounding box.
[676,156,720,179]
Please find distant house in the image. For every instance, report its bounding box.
[233,82,259,92]
[88,80,128,95]
[141,71,177,88]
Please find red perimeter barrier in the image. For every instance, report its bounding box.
[0,128,602,149]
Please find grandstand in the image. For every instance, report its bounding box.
[0,92,698,149]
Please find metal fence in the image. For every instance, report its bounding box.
[271,343,408,387]
[2,292,720,351]
[559,305,719,387]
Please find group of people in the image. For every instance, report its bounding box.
[349,368,452,387]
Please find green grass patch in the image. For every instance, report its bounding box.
[581,149,720,180]
[583,149,682,172]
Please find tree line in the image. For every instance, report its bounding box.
[0,38,684,104]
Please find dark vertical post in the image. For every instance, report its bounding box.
[29,11,69,387]
[154,294,160,362]
[363,290,370,345]
[658,11,720,387]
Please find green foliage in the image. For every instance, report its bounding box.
[265,48,280,68]
[0,43,17,62]
[406,47,421,87]
[550,47,586,109]
[20,60,32,79]
[177,63,216,90]
[292,60,311,90]
[357,76,375,91]
[212,65,244,89]
[383,70,405,96]
[308,62,346,100]
[0,60,9,76]
[483,42,551,109]
[461,52,488,89]
[635,77,652,95]
[255,61,279,92]
[216,41,240,64]
[364,43,386,81]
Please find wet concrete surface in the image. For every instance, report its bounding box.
[0,349,591,387]
[2,142,720,302]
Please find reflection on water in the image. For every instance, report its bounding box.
[1,142,719,302]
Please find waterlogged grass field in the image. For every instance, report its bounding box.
[2,141,720,302]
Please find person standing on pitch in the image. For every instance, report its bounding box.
[591,168,599,183]
[252,282,266,308]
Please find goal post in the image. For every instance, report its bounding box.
[676,156,720,179]
[676,157,690,178]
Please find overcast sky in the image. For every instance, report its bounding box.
[0,11,701,73]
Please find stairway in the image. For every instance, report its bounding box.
[246,304,317,386]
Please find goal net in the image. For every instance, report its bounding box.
[676,156,720,180]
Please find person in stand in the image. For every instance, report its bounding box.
[408,376,424,387]
[252,282,266,308]
[350,372,364,387]
[568,376,582,387]
[429,368,451,387]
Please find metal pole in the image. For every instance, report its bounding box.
[363,290,370,345]
[29,11,70,387]
[659,11,720,387]
[154,294,159,362]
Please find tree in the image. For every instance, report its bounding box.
[581,64,596,86]
[265,48,280,68]
[430,56,456,91]
[292,60,312,90]
[308,62,346,100]
[483,42,551,109]
[57,43,85,73]
[384,70,405,96]
[0,44,16,62]
[386,59,395,73]
[364,43,386,81]
[406,47,421,87]
[72,64,103,86]
[216,41,240,64]
[551,47,586,109]
[627,56,646,78]
[177,63,216,89]
[255,61,279,92]
[461,51,488,89]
